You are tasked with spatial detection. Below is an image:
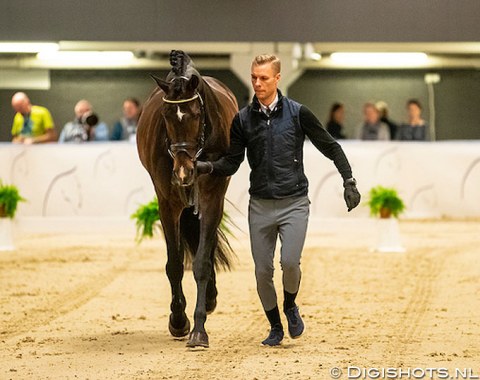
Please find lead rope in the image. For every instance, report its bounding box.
[192,178,200,215]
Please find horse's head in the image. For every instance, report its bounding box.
[153,74,205,187]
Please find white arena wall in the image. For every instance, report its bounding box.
[1,141,479,234]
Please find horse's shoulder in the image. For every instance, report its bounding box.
[202,76,238,112]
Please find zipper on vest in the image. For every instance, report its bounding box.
[266,117,274,195]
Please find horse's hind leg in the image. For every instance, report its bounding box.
[186,222,217,348]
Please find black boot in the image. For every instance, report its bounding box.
[284,291,304,338]
[262,306,284,346]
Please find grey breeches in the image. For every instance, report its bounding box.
[248,196,309,311]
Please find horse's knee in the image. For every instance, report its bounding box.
[166,261,184,281]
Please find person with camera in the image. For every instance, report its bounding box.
[58,99,109,143]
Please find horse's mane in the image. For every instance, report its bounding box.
[166,50,202,96]
[170,50,191,77]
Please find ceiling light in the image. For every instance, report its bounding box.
[304,43,322,61]
[0,42,59,53]
[330,52,428,67]
[37,51,134,65]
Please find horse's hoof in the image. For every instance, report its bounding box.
[206,298,217,315]
[186,331,209,348]
[168,314,190,338]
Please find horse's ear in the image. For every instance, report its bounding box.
[150,74,170,94]
[187,75,200,93]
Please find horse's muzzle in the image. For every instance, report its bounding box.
[172,166,195,187]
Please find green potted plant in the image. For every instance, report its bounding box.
[366,185,406,219]
[130,197,163,242]
[131,197,236,242]
[0,180,26,251]
[366,185,406,253]
[0,180,26,219]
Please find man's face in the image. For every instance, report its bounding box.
[123,101,139,119]
[364,105,379,124]
[12,98,30,114]
[251,63,280,105]
[407,103,421,119]
[75,103,91,119]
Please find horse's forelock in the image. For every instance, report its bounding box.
[167,75,201,100]
[173,77,187,96]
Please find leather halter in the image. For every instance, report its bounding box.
[163,91,206,215]
[163,92,206,162]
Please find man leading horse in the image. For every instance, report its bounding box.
[197,54,361,346]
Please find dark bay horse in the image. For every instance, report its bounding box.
[136,51,238,348]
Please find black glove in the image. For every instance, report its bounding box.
[343,178,361,212]
[196,161,213,175]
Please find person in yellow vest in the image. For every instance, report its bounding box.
[11,92,57,144]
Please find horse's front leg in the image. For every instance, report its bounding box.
[159,201,190,338]
[186,213,219,348]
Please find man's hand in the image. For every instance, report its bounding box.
[196,161,213,175]
[23,137,35,145]
[343,178,361,212]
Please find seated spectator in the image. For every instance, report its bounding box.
[10,92,57,144]
[396,99,430,141]
[326,102,346,139]
[58,100,109,143]
[110,98,141,142]
[376,101,398,139]
[356,102,390,140]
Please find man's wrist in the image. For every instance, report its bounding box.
[343,177,357,187]
[206,161,213,174]
[197,161,213,174]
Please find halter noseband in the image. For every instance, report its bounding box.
[163,91,206,162]
[162,93,199,104]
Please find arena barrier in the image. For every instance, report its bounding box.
[0,141,479,232]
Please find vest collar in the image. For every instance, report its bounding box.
[252,90,284,114]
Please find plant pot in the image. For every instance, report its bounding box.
[0,217,15,251]
[0,204,6,218]
[379,207,392,219]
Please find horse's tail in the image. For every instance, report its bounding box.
[179,207,234,271]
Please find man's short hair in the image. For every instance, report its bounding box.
[364,102,378,112]
[252,54,281,74]
[407,98,422,109]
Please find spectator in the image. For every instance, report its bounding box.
[10,92,57,144]
[356,102,390,140]
[376,101,398,139]
[111,98,141,142]
[396,99,430,141]
[58,100,109,143]
[326,102,346,139]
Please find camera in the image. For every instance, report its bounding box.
[81,112,99,127]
